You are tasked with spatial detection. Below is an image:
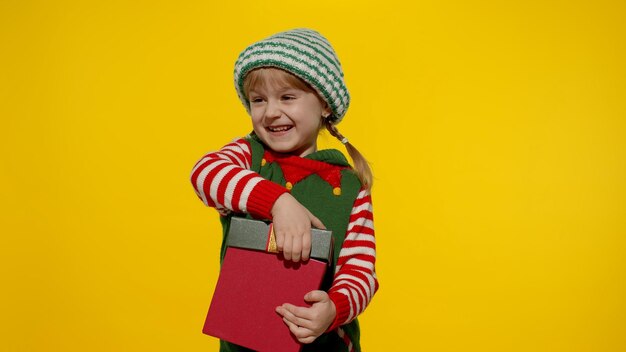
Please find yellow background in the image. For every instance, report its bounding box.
[1,1,625,351]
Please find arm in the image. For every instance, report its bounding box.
[189,138,287,219]
[190,138,321,262]
[276,188,378,341]
[326,188,378,331]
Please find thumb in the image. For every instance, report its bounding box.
[307,210,326,230]
[304,290,328,303]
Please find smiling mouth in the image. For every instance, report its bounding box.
[267,125,293,132]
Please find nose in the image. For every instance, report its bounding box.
[264,99,281,120]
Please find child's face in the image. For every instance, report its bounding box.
[247,71,331,157]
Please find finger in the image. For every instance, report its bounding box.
[282,317,316,340]
[301,231,311,262]
[278,307,312,329]
[281,303,314,321]
[304,290,328,303]
[292,232,302,262]
[298,336,317,344]
[307,211,326,230]
[282,232,292,261]
[281,315,300,333]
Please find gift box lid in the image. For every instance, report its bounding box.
[226,217,333,263]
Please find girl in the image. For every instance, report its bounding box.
[190,28,378,352]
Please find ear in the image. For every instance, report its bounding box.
[322,104,332,118]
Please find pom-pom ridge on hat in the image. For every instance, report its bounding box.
[234,28,350,124]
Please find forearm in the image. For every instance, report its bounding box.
[327,189,378,331]
[190,138,287,219]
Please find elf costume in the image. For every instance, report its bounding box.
[191,28,378,352]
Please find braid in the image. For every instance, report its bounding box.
[324,119,373,190]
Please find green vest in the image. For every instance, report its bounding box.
[218,135,363,352]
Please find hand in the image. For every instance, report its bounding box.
[275,290,337,344]
[270,193,325,262]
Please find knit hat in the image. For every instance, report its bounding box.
[234,28,350,124]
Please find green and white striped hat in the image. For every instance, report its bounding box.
[234,28,350,124]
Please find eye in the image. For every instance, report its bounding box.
[281,95,296,101]
[250,97,264,103]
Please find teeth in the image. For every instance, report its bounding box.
[268,126,292,132]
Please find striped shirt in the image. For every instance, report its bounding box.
[190,138,378,340]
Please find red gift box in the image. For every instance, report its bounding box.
[202,217,333,352]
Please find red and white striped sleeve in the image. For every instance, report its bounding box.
[189,138,288,219]
[327,188,378,331]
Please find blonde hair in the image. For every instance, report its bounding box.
[243,68,373,190]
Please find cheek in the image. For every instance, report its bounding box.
[250,110,263,125]
[304,116,324,135]
[250,116,265,135]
